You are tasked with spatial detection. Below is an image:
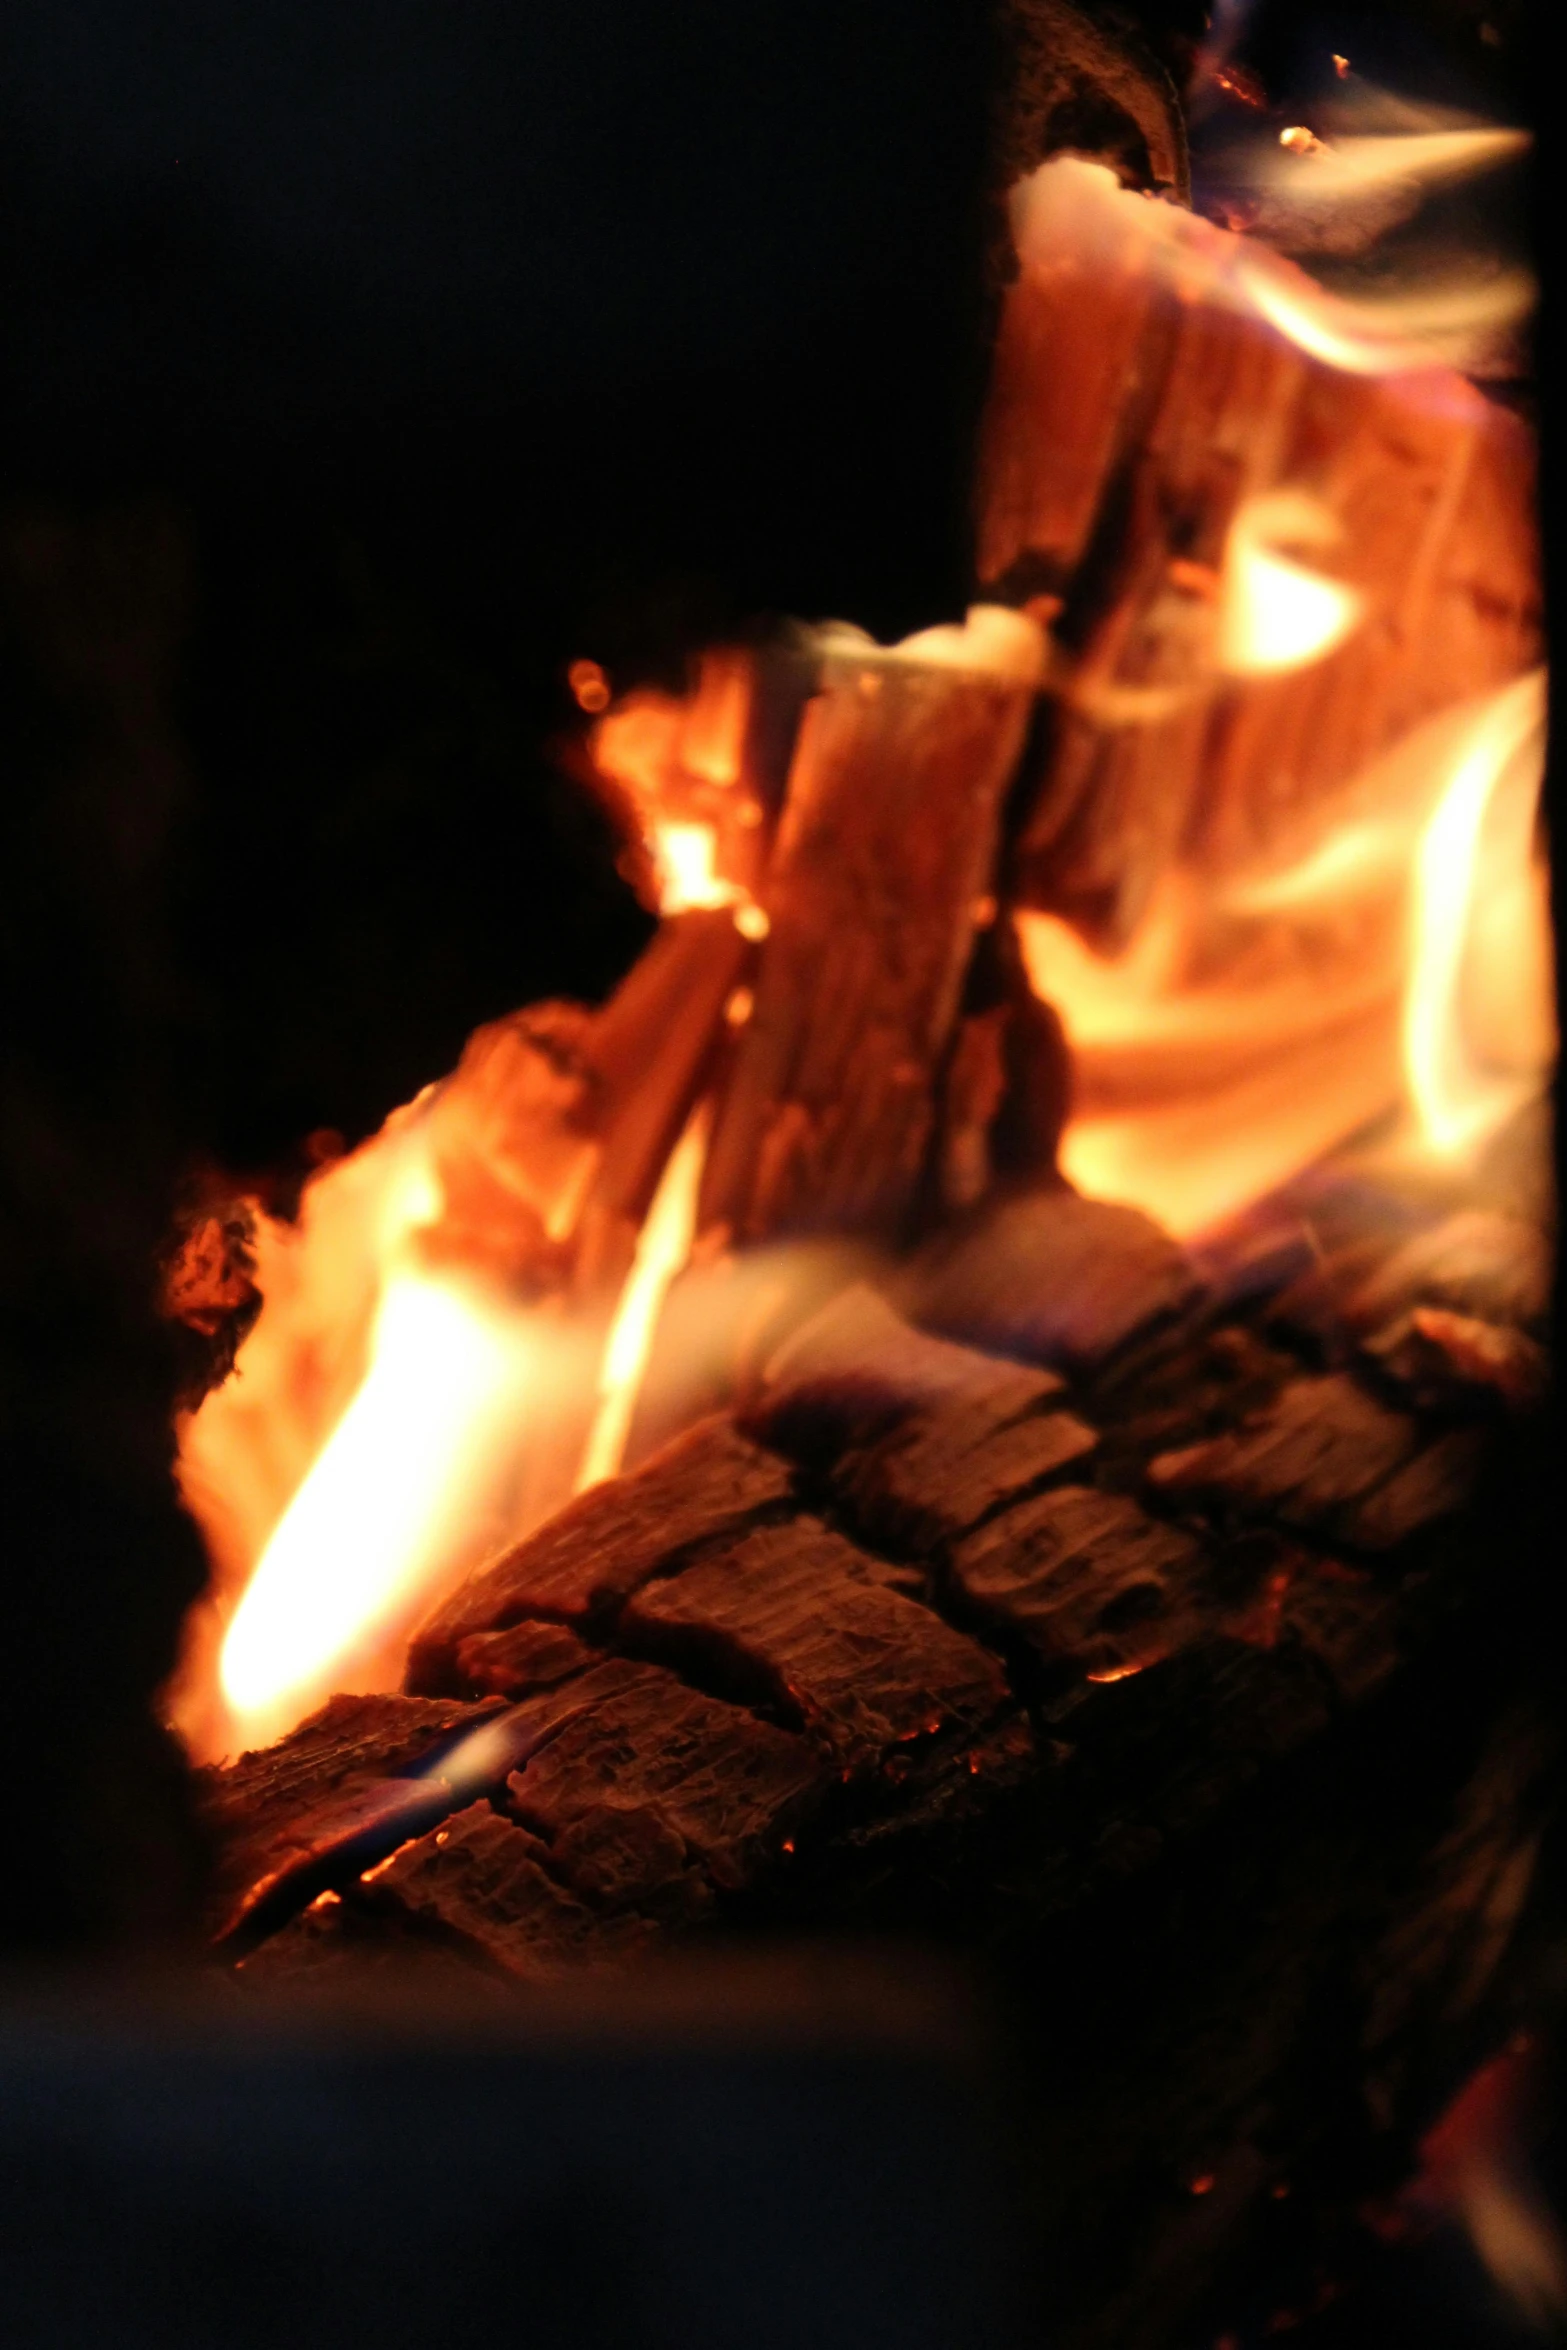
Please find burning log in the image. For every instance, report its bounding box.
[979,160,1541,943]
[698,609,1045,1248]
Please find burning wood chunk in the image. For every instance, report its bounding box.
[948,1485,1206,1676]
[1146,1372,1423,1539]
[1344,1212,1552,1338]
[834,1400,1098,1557]
[452,1620,601,1700]
[197,1691,505,1937]
[1337,1429,1487,1554]
[620,1518,1011,1769]
[1362,1309,1549,1415]
[903,1189,1203,1378]
[501,1658,828,1908]
[747,1281,1064,1463]
[354,1801,658,1980]
[405,1415,795,1688]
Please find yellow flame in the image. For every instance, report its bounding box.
[653,820,743,914]
[1218,491,1364,675]
[218,1270,539,1742]
[576,1108,708,1491]
[1404,670,1550,1156]
[1237,254,1535,377]
[1278,125,1529,199]
[1021,674,1553,1237]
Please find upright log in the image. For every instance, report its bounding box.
[977,160,1541,946]
[698,608,1044,1248]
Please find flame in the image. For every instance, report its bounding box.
[588,649,763,918]
[219,1268,539,1743]
[1218,492,1363,675]
[652,820,743,914]
[1405,671,1551,1156]
[576,1108,708,1491]
[1022,676,1553,1238]
[1268,124,1529,201]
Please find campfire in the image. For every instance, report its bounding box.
[153,46,1553,2349]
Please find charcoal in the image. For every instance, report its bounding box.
[621,1517,1010,1766]
[355,1801,658,1979]
[834,1401,1098,1554]
[406,1415,795,1690]
[1146,1373,1423,1539]
[502,1658,828,1907]
[948,1485,1206,1676]
[902,1188,1203,1376]
[198,1692,504,1938]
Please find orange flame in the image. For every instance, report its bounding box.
[575,1107,708,1491]
[1022,674,1552,1237]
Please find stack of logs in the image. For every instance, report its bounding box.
[204,1139,1556,2348]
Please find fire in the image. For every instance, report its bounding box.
[174,653,763,1760]
[1217,492,1363,676]
[576,1107,708,1492]
[218,1266,539,1741]
[587,647,763,920]
[1404,671,1551,1157]
[173,126,1546,1761]
[1022,672,1552,1238]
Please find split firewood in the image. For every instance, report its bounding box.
[698,610,1045,1248]
[977,160,1541,944]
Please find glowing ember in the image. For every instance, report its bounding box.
[1021,671,1551,1238]
[567,657,612,714]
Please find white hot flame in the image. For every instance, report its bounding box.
[217,1271,539,1742]
[1218,491,1364,675]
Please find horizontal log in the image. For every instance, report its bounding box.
[620,1517,1012,1769]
